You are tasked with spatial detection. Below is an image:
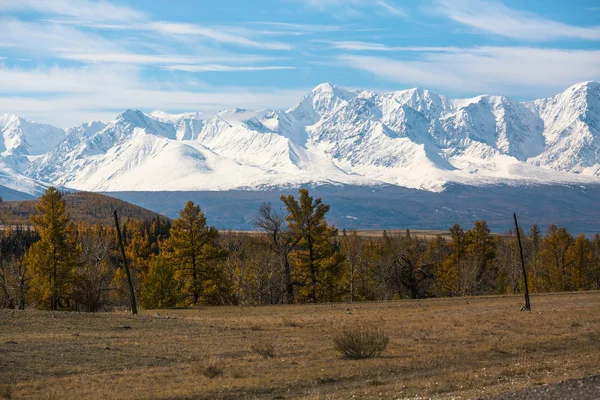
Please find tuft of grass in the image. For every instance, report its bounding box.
[194,359,224,379]
[332,325,389,359]
[0,385,12,400]
[251,340,275,358]
[282,317,301,327]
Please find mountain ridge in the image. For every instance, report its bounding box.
[1,81,599,195]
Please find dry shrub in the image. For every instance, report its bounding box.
[194,359,224,379]
[0,385,12,400]
[332,325,389,359]
[251,340,275,358]
[282,317,301,327]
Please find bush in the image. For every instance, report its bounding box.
[282,317,301,327]
[332,325,389,359]
[195,359,224,379]
[250,340,275,358]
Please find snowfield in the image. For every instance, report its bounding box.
[1,81,599,195]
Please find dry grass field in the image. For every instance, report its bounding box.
[1,292,599,400]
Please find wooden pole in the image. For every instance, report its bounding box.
[114,210,138,315]
[513,213,531,311]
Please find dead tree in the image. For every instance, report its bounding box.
[513,213,531,311]
[254,202,301,304]
[114,210,137,314]
[391,253,436,299]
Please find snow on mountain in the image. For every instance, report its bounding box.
[0,114,66,157]
[2,81,600,195]
[529,81,600,175]
[288,83,358,126]
[0,158,46,195]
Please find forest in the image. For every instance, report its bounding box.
[1,187,599,311]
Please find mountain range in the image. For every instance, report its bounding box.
[1,81,599,201]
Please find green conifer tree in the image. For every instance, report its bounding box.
[281,189,341,303]
[27,187,78,310]
[165,201,224,305]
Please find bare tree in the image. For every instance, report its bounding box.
[254,202,301,304]
[72,228,114,311]
[0,226,37,309]
[342,230,364,302]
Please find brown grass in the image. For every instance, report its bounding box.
[250,340,276,359]
[332,325,389,359]
[1,292,599,399]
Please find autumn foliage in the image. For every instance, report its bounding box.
[1,187,599,310]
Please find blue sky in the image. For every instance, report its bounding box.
[1,0,599,126]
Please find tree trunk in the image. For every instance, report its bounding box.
[283,255,294,304]
[307,236,317,304]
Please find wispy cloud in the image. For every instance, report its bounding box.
[339,47,600,96]
[0,0,145,22]
[250,21,342,35]
[327,41,460,52]
[301,0,406,18]
[148,22,292,50]
[0,0,304,125]
[164,65,296,72]
[375,1,406,17]
[0,64,308,126]
[435,0,600,41]
[164,64,296,72]
[0,18,122,57]
[56,52,283,66]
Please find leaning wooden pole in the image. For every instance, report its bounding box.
[113,210,138,315]
[513,213,531,311]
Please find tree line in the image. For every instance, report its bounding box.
[1,187,599,311]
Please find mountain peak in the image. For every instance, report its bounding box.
[0,114,22,127]
[117,109,147,122]
[312,82,336,93]
[5,81,600,196]
[568,81,600,91]
[288,83,358,124]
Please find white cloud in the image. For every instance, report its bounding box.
[339,47,600,96]
[0,0,145,22]
[56,52,284,66]
[375,1,406,17]
[0,18,122,56]
[327,41,461,52]
[1,1,293,53]
[164,65,296,72]
[149,22,292,50]
[0,64,307,126]
[250,21,342,35]
[436,0,600,41]
[301,0,406,18]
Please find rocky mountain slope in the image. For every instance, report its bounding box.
[2,81,599,195]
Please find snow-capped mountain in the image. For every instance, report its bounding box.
[2,81,600,195]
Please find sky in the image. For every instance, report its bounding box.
[1,0,599,126]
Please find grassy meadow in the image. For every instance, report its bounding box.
[1,291,599,399]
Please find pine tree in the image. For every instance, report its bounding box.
[463,221,496,295]
[565,234,594,291]
[540,225,573,292]
[591,234,600,290]
[281,189,340,303]
[165,201,224,305]
[26,187,78,310]
[439,223,466,296]
[528,225,543,292]
[140,255,180,309]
